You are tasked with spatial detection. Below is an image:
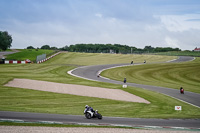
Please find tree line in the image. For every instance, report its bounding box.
[59,44,181,54]
[26,44,182,54]
[28,44,181,54]
[1,30,181,53]
[27,45,58,50]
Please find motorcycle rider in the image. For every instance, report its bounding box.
[95,110,98,115]
[124,77,126,83]
[180,87,184,94]
[84,105,102,119]
[85,105,94,113]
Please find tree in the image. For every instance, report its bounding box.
[60,45,69,51]
[27,46,35,49]
[41,45,50,49]
[0,31,12,51]
[50,46,58,50]
[63,43,181,54]
[144,46,154,52]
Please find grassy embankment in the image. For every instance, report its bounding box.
[0,52,199,119]
[155,51,200,57]
[5,49,54,62]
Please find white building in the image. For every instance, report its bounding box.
[194,47,200,51]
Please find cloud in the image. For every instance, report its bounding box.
[95,13,103,18]
[8,13,199,51]
[158,14,200,32]
[165,37,180,48]
[186,19,200,21]
[1,0,200,50]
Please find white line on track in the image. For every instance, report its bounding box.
[162,93,200,108]
[67,66,99,82]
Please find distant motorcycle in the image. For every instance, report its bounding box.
[180,88,184,94]
[84,109,102,119]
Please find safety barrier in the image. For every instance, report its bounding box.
[3,52,61,64]
[37,52,61,64]
[4,60,27,64]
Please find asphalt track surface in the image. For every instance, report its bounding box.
[1,56,200,129]
[0,111,200,128]
[71,56,200,108]
[0,51,17,58]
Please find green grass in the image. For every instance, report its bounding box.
[46,52,177,65]
[5,49,54,62]
[155,51,200,57]
[0,52,199,119]
[101,57,200,93]
[1,84,200,119]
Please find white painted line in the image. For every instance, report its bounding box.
[190,57,196,62]
[144,126,163,129]
[166,58,178,62]
[68,64,140,82]
[163,93,200,108]
[110,124,133,128]
[98,64,142,81]
[171,127,187,129]
[77,123,99,126]
[0,119,24,122]
[39,121,63,124]
[100,76,110,80]
[183,57,195,62]
[67,67,99,82]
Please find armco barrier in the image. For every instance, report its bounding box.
[3,52,61,64]
[5,60,26,64]
[37,52,61,64]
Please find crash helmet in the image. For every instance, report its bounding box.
[96,110,98,113]
[85,105,89,108]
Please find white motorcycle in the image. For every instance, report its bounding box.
[84,109,102,119]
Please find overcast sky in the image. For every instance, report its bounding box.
[0,0,200,50]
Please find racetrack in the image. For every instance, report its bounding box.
[70,56,200,108]
[0,51,18,58]
[0,111,200,129]
[1,56,200,130]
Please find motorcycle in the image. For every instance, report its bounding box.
[180,88,184,94]
[84,109,102,119]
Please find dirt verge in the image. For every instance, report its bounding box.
[0,126,194,133]
[5,78,150,103]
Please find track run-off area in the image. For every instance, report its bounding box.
[1,55,200,130]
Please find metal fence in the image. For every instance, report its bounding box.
[36,54,46,62]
